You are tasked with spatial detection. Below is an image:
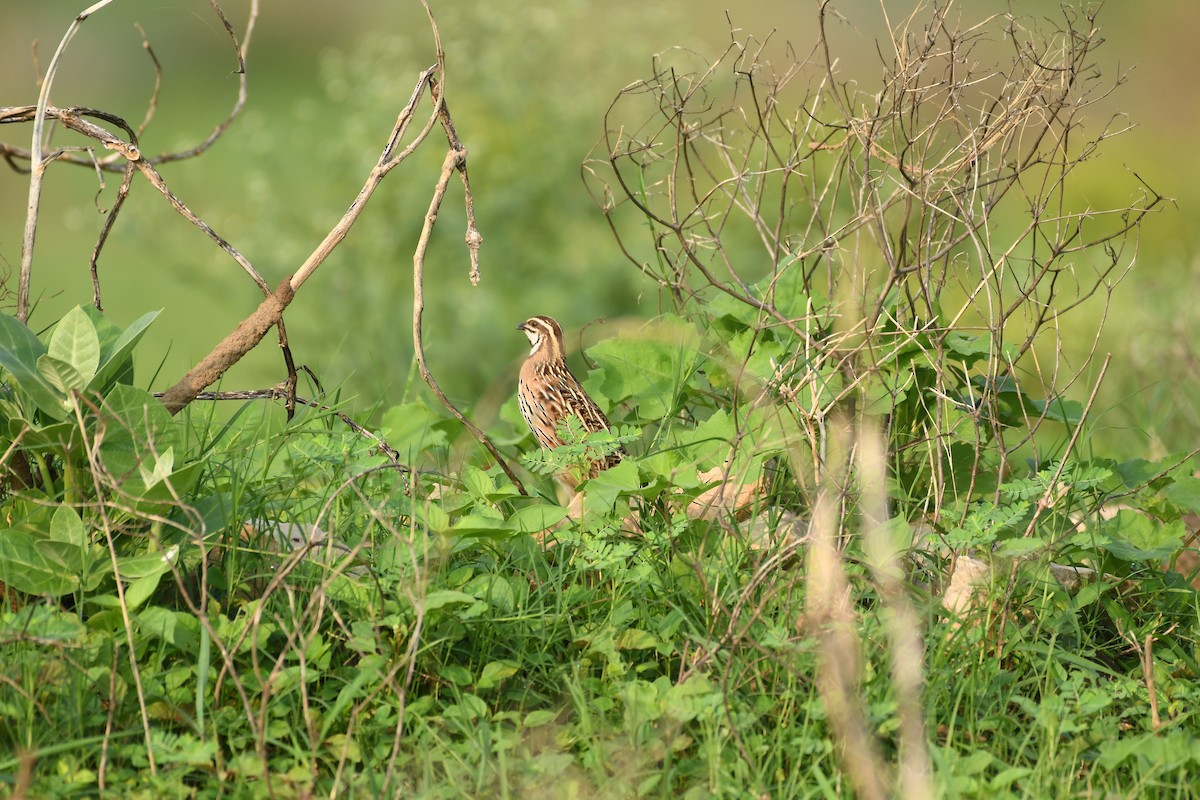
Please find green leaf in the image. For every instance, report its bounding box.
[448,514,509,537]
[1114,459,1159,489]
[509,503,569,534]
[585,326,700,421]
[615,628,659,650]
[989,767,1034,791]
[49,505,87,548]
[993,536,1045,558]
[36,355,86,394]
[523,710,559,727]
[944,331,992,361]
[1030,396,1083,425]
[464,573,517,612]
[123,571,163,611]
[417,502,450,534]
[47,306,101,386]
[764,264,827,321]
[476,659,519,690]
[0,529,81,596]
[1166,476,1200,514]
[99,384,179,482]
[421,590,477,611]
[138,446,176,488]
[1072,581,1104,609]
[583,458,640,514]
[12,420,81,456]
[0,313,65,419]
[129,461,203,508]
[319,655,384,742]
[1100,512,1186,562]
[461,465,496,498]
[117,543,180,580]
[380,402,447,458]
[90,309,160,392]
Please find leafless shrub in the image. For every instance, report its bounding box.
[587,3,1159,795]
[587,2,1160,512]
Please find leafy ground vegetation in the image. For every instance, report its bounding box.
[2,2,1199,798]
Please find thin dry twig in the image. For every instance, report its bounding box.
[403,0,526,492]
[411,147,526,493]
[19,0,118,323]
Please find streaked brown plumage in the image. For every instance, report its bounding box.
[516,316,623,480]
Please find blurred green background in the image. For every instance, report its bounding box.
[1,0,1197,457]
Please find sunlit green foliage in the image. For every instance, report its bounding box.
[2,2,1200,797]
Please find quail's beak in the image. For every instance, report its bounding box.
[515,322,526,332]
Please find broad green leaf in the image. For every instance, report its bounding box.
[1095,734,1151,769]
[476,659,519,690]
[586,325,701,420]
[990,768,1035,791]
[448,514,509,537]
[508,503,569,534]
[464,573,517,611]
[863,372,908,416]
[583,457,640,514]
[664,674,719,722]
[139,607,200,652]
[765,264,827,321]
[37,355,86,394]
[0,529,80,596]
[675,409,775,476]
[421,589,477,611]
[439,665,473,687]
[615,628,659,650]
[320,654,385,742]
[1030,396,1083,425]
[49,505,87,548]
[1072,581,1104,609]
[40,509,96,583]
[380,402,447,458]
[123,571,164,611]
[323,734,361,764]
[944,331,992,361]
[1100,512,1185,562]
[461,465,496,498]
[1166,476,1200,514]
[117,543,180,580]
[416,502,450,534]
[0,605,84,642]
[993,536,1045,558]
[99,384,179,481]
[0,313,66,419]
[128,461,203,508]
[90,309,160,392]
[675,410,736,467]
[523,710,559,727]
[12,420,80,453]
[47,306,101,385]
[1114,459,1158,489]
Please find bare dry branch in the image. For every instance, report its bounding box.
[159,278,295,415]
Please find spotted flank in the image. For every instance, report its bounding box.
[516,316,624,480]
